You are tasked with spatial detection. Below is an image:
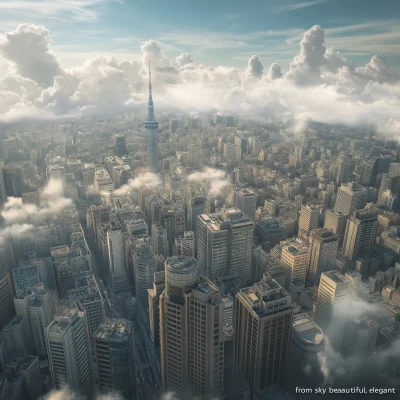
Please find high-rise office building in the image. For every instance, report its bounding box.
[68,278,106,351]
[234,188,258,222]
[187,196,205,231]
[46,307,94,398]
[29,287,59,358]
[160,257,224,399]
[324,209,348,248]
[234,273,293,397]
[197,208,254,285]
[145,62,159,171]
[114,134,127,157]
[341,316,378,358]
[174,231,195,257]
[315,271,349,335]
[298,205,320,234]
[148,271,165,346]
[334,154,351,185]
[132,237,158,306]
[188,140,201,165]
[94,319,136,399]
[107,221,129,292]
[164,173,184,200]
[161,207,185,255]
[281,244,309,293]
[151,222,169,259]
[334,182,367,216]
[342,209,378,261]
[307,229,338,285]
[0,170,7,209]
[0,272,15,330]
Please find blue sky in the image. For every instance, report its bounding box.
[0,0,400,70]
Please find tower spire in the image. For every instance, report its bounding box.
[147,60,154,121]
[148,60,152,98]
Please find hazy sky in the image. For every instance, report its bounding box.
[0,0,400,69]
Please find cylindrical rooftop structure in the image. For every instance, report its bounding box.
[165,256,198,291]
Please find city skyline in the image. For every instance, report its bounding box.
[0,2,399,136]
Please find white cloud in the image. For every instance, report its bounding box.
[244,55,264,80]
[0,24,62,87]
[0,23,400,137]
[267,63,283,80]
[0,0,118,21]
[112,172,161,196]
[276,0,328,13]
[0,178,72,239]
[176,53,194,67]
[188,168,229,196]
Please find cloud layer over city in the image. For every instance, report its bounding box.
[0,23,400,134]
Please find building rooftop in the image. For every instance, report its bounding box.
[322,270,349,284]
[50,245,70,258]
[292,313,325,351]
[94,318,133,342]
[165,256,198,275]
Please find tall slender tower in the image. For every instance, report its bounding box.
[145,61,159,171]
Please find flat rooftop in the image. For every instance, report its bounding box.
[94,318,133,342]
[322,270,349,284]
[292,314,325,347]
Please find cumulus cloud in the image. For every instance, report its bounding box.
[113,172,161,196]
[0,24,62,87]
[286,25,326,85]
[176,53,194,67]
[1,23,400,135]
[244,55,264,80]
[267,63,283,80]
[188,168,229,196]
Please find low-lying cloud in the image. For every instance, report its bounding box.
[0,24,399,134]
[113,171,161,196]
[188,168,229,196]
[0,178,72,243]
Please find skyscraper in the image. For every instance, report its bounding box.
[107,221,129,292]
[67,277,106,352]
[334,153,351,185]
[234,188,258,222]
[0,272,15,330]
[281,243,309,293]
[187,196,205,232]
[151,221,169,259]
[29,287,59,358]
[160,257,224,399]
[148,270,165,346]
[46,307,94,398]
[94,319,136,399]
[145,61,159,171]
[307,228,338,285]
[0,169,7,209]
[324,209,348,248]
[342,209,378,261]
[197,208,254,285]
[188,140,201,165]
[334,182,367,216]
[298,205,320,234]
[234,273,293,397]
[132,236,158,306]
[315,271,349,335]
